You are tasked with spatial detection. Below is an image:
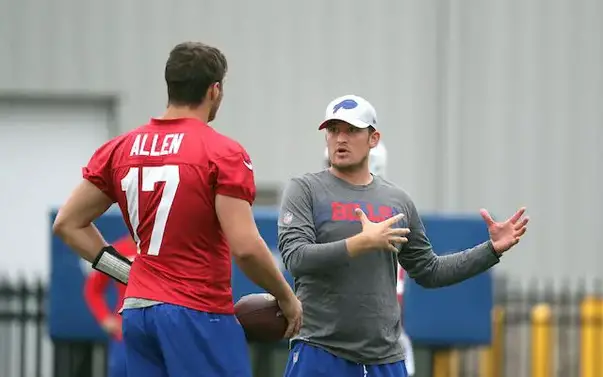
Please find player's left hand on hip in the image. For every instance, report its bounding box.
[480,207,529,255]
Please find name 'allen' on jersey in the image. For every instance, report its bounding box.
[129,133,185,157]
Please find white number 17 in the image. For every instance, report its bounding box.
[120,165,180,256]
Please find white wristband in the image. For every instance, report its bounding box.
[92,247,131,285]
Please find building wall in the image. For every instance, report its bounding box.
[1,0,601,283]
[0,99,112,279]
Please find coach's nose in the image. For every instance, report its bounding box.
[336,131,349,143]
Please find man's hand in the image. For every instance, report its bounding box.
[278,295,303,339]
[347,209,410,256]
[480,207,529,255]
[101,315,121,337]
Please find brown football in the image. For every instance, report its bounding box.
[234,293,287,342]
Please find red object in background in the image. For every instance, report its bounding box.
[397,268,405,324]
[83,236,138,341]
[397,268,405,304]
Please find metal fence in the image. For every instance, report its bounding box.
[0,278,108,377]
[2,276,602,377]
[0,278,47,377]
[436,277,603,377]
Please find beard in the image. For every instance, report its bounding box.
[330,155,368,173]
[208,92,223,122]
[208,103,220,122]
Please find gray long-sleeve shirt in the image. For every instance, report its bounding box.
[277,170,500,365]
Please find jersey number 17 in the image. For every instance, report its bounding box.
[120,165,180,256]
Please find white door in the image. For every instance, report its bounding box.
[0,99,112,281]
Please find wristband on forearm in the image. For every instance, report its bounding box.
[91,245,132,285]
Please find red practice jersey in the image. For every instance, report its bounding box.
[83,236,137,341]
[82,118,256,314]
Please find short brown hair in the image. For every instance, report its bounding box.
[165,42,228,107]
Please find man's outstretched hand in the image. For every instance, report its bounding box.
[480,207,529,255]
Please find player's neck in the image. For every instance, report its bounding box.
[161,105,210,123]
[329,167,373,186]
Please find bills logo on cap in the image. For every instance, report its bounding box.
[332,99,358,114]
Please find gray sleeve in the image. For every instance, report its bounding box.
[398,199,500,288]
[277,177,350,277]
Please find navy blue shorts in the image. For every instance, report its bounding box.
[284,341,408,377]
[122,304,251,377]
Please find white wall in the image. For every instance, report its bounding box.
[0,99,111,279]
[441,0,603,283]
[1,0,601,282]
[0,0,443,202]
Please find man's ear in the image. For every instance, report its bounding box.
[208,82,221,101]
[369,130,381,148]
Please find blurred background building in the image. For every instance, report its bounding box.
[1,0,602,376]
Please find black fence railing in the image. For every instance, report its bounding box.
[2,276,602,377]
[0,278,46,377]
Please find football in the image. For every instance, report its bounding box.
[234,293,288,342]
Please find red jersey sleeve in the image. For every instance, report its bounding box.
[82,140,117,202]
[83,270,113,323]
[213,151,256,205]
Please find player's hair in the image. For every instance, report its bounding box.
[165,42,228,107]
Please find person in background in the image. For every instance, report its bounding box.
[396,268,415,377]
[83,235,137,377]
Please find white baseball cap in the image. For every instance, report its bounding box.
[318,95,378,130]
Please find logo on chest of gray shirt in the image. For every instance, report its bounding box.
[314,201,405,228]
